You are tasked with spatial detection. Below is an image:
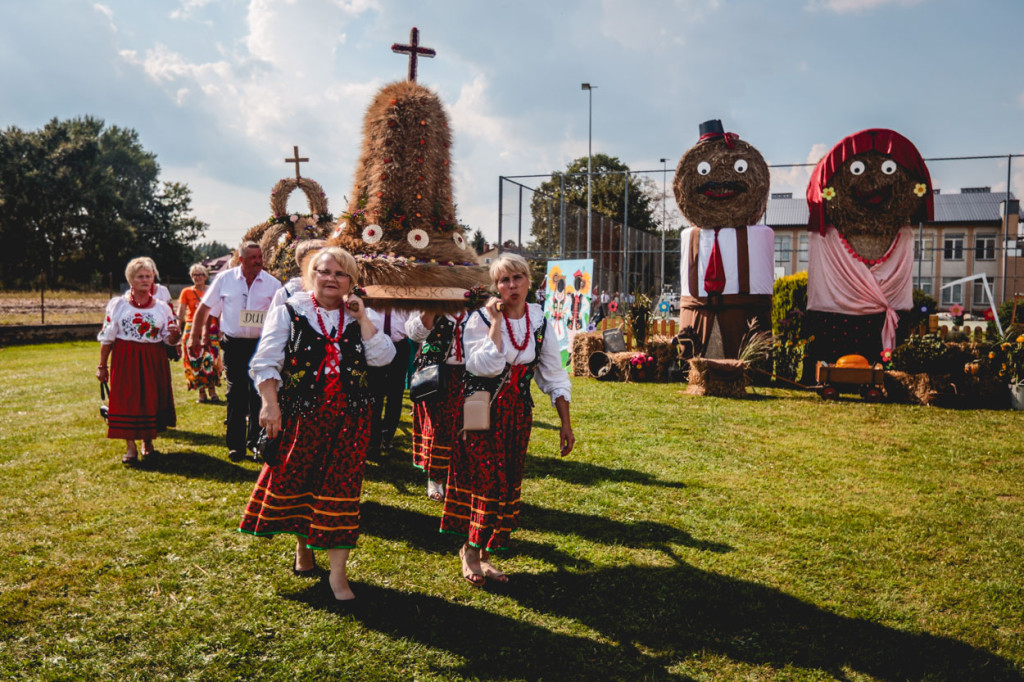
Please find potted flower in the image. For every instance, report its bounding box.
[628,352,656,382]
[995,333,1024,409]
[949,303,964,327]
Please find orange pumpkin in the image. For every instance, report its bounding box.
[835,354,870,368]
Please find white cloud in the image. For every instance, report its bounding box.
[1018,92,1024,108]
[767,143,829,194]
[93,3,116,32]
[170,0,215,21]
[804,0,926,13]
[163,165,271,245]
[596,0,720,49]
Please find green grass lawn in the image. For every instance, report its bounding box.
[1,341,1022,681]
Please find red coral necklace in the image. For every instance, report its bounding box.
[839,231,900,266]
[310,293,344,395]
[129,289,153,308]
[504,306,530,351]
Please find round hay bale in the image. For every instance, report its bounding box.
[573,331,604,377]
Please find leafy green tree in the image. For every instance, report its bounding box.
[528,154,657,256]
[0,116,207,288]
[470,228,487,254]
[190,240,233,262]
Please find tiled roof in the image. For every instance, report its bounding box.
[765,191,1020,227]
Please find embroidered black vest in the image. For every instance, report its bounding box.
[414,315,460,369]
[464,313,548,408]
[278,302,372,417]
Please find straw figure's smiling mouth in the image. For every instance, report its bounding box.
[852,185,893,210]
[697,181,746,199]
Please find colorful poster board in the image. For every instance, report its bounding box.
[541,259,593,369]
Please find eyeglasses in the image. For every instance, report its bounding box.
[314,269,351,280]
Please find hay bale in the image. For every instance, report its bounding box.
[572,331,604,377]
[647,337,676,381]
[685,358,749,397]
[883,371,955,406]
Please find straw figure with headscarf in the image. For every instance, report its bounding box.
[673,119,775,359]
[804,128,933,365]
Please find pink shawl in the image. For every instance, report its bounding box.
[807,226,913,351]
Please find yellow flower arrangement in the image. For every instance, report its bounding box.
[822,187,836,201]
[913,183,928,198]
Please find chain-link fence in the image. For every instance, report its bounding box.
[500,153,1024,311]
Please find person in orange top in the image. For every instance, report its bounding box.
[177,263,222,403]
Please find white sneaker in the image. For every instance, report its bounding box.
[426,479,445,502]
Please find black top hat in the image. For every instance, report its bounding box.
[698,119,725,138]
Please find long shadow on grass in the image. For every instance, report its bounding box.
[283,581,683,680]
[165,428,225,448]
[360,501,586,569]
[136,450,258,483]
[501,565,1024,680]
[524,453,687,489]
[517,502,732,557]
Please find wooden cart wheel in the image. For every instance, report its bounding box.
[865,387,883,402]
[821,386,839,401]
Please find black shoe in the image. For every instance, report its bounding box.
[293,556,317,578]
[228,449,245,462]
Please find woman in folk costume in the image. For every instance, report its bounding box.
[97,257,180,465]
[239,247,395,603]
[674,120,775,358]
[805,129,933,364]
[178,263,222,403]
[441,253,575,587]
[405,308,469,501]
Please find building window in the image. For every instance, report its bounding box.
[943,234,964,261]
[941,277,963,306]
[774,235,792,265]
[974,234,996,261]
[914,237,934,262]
[913,276,933,296]
[798,234,809,264]
[973,281,991,307]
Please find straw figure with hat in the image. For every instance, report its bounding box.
[673,119,775,359]
[804,128,933,366]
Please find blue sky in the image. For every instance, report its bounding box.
[3,0,1022,247]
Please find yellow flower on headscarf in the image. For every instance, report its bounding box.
[913,183,928,198]
[822,187,836,201]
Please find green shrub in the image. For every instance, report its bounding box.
[772,271,807,341]
[891,334,970,375]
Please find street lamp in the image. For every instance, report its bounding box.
[581,83,595,259]
[660,158,669,293]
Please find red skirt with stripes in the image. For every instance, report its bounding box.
[412,365,465,484]
[106,339,176,440]
[440,367,532,552]
[238,398,371,550]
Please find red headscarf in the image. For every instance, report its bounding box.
[806,128,934,235]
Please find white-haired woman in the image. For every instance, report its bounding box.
[97,257,181,465]
[239,246,395,603]
[440,253,574,586]
[178,263,221,403]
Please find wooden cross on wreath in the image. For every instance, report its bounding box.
[285,145,309,180]
[391,27,436,82]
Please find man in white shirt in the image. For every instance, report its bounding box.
[189,241,281,461]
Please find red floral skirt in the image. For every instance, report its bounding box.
[106,339,176,440]
[440,367,532,552]
[239,398,371,550]
[412,365,465,484]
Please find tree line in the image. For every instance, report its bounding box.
[0,116,214,289]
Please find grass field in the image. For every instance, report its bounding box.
[1,341,1022,681]
[0,291,113,326]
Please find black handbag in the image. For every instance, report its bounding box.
[409,363,441,403]
[100,381,109,421]
[253,429,283,467]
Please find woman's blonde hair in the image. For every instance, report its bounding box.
[189,263,209,278]
[305,246,360,292]
[489,252,531,287]
[125,257,159,283]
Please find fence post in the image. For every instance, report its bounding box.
[39,270,46,325]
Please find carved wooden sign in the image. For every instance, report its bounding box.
[362,284,469,301]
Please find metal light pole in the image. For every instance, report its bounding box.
[581,83,595,259]
[660,157,668,292]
